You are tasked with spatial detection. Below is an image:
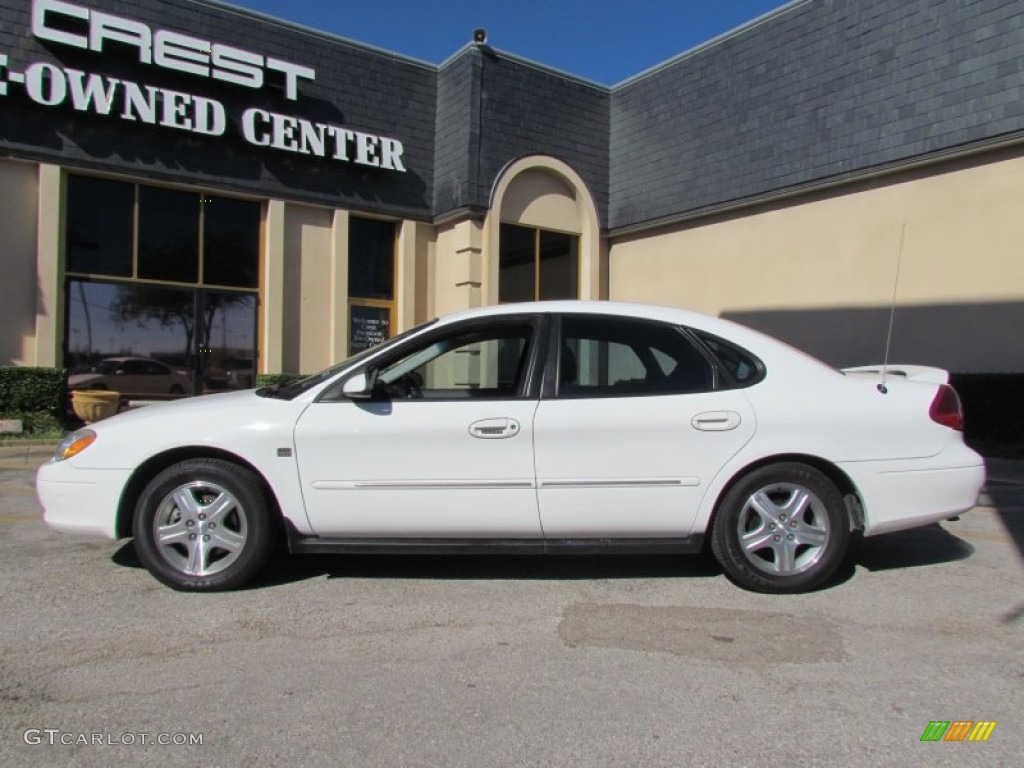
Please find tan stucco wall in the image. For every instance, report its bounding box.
[281,203,335,374]
[0,160,40,366]
[500,168,580,231]
[433,218,484,317]
[609,151,1024,372]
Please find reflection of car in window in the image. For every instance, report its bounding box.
[203,358,256,392]
[68,356,191,398]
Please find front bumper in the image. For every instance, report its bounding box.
[37,460,132,539]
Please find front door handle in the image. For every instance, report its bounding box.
[469,418,521,439]
[692,411,741,431]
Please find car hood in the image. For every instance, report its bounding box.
[92,388,260,425]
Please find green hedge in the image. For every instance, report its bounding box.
[951,373,1024,458]
[0,367,66,438]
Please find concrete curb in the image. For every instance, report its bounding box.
[0,442,59,468]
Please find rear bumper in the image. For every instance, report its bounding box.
[37,460,130,539]
[839,449,986,536]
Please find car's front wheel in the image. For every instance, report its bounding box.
[710,463,849,593]
[132,459,277,591]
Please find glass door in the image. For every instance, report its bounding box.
[66,281,257,401]
[197,291,258,394]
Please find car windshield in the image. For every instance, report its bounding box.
[256,319,438,400]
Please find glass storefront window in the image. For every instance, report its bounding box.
[64,174,261,404]
[138,187,200,283]
[204,197,261,288]
[499,223,579,302]
[538,230,579,301]
[67,281,195,399]
[66,281,257,399]
[349,217,395,301]
[499,224,536,303]
[65,176,134,277]
[348,216,396,355]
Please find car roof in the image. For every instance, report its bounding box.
[437,300,713,326]
[433,300,837,375]
[434,300,760,342]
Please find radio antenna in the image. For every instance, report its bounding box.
[878,222,907,394]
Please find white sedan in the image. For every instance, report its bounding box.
[38,301,985,593]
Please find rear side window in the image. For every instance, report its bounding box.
[558,315,714,397]
[694,331,764,387]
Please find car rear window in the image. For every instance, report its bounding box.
[693,331,765,387]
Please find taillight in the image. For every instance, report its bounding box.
[929,384,964,431]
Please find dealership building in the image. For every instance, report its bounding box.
[2,0,1023,397]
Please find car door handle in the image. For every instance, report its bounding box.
[692,411,741,431]
[469,418,521,439]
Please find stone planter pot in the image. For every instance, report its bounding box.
[71,390,121,424]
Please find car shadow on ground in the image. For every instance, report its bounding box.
[980,479,1024,625]
[847,523,974,572]
[110,522,974,593]
[111,543,724,586]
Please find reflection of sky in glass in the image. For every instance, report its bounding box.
[68,282,255,366]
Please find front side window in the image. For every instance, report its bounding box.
[375,323,535,400]
[558,315,714,397]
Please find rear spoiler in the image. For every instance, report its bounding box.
[840,365,950,384]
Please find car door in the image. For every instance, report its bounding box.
[294,315,545,538]
[533,314,756,538]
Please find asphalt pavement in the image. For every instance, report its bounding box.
[1,441,1021,767]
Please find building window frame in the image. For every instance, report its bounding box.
[498,222,580,303]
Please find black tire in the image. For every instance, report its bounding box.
[132,459,277,591]
[710,462,849,593]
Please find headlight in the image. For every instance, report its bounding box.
[54,429,97,462]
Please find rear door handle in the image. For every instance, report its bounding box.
[692,411,741,431]
[469,418,521,439]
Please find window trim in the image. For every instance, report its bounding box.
[689,329,767,389]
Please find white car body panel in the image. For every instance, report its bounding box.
[294,399,543,537]
[40,390,318,536]
[38,466,133,538]
[37,301,985,573]
[533,390,755,536]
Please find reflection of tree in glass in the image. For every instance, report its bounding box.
[110,286,248,357]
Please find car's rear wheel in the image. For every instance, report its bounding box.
[711,463,849,593]
[132,459,276,591]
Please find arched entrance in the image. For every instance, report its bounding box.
[485,156,603,305]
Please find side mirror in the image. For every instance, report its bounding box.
[341,371,376,399]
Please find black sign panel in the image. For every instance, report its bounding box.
[349,305,391,354]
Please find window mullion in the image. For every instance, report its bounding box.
[132,184,140,279]
[533,227,541,301]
